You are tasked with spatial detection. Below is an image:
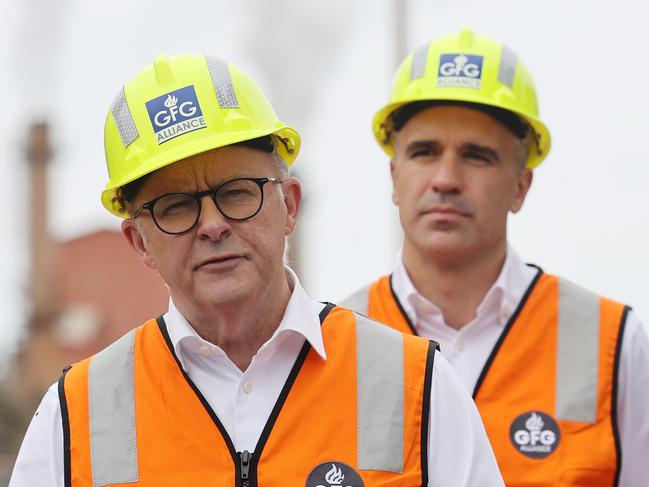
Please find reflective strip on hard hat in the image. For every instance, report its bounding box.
[497,45,519,88]
[88,329,138,486]
[555,278,600,423]
[356,313,404,472]
[205,56,240,108]
[410,44,429,80]
[110,88,139,148]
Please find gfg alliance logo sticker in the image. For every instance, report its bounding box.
[510,411,561,459]
[306,462,364,487]
[145,85,206,144]
[437,53,484,89]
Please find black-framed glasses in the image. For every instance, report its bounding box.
[132,177,282,235]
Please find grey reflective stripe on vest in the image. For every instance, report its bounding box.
[555,278,600,423]
[356,313,404,472]
[410,44,429,80]
[497,45,519,88]
[110,88,139,147]
[205,56,239,108]
[88,329,138,486]
[339,285,370,315]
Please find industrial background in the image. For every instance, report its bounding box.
[1,0,648,482]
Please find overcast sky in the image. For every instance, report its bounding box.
[2,0,648,363]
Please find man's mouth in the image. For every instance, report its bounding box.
[421,205,468,217]
[193,253,243,271]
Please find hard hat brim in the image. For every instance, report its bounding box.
[373,98,551,169]
[101,125,300,218]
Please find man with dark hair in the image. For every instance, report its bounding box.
[10,53,503,486]
[343,29,649,486]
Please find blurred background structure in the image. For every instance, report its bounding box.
[1,0,648,482]
[0,122,169,482]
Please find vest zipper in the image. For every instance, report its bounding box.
[238,450,252,486]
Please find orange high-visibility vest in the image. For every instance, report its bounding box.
[344,269,629,487]
[59,305,437,487]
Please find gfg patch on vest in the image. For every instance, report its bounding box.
[509,411,561,459]
[437,53,483,89]
[145,85,206,144]
[306,462,364,487]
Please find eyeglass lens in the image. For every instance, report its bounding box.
[151,178,266,234]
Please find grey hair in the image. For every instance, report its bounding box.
[134,217,149,245]
[270,151,289,199]
[515,130,535,170]
[271,151,289,179]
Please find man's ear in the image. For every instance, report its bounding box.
[121,219,157,269]
[390,159,400,205]
[281,177,302,236]
[511,168,533,214]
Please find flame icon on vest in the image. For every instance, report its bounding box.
[307,461,364,487]
[325,464,344,484]
[525,412,544,432]
[164,94,178,108]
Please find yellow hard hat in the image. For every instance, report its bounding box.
[102,53,301,217]
[373,28,551,168]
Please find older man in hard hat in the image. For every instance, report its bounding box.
[343,29,649,486]
[10,54,504,486]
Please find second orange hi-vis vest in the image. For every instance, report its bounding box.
[343,267,629,487]
[59,304,437,486]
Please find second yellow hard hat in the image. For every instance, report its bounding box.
[373,28,551,168]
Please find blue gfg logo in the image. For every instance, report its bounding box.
[145,85,206,144]
[437,54,483,89]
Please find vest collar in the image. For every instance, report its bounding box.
[392,244,536,332]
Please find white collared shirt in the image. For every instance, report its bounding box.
[391,246,649,487]
[392,246,538,391]
[10,268,504,486]
[164,268,327,452]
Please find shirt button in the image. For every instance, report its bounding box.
[455,340,465,352]
[243,381,253,393]
[198,345,212,356]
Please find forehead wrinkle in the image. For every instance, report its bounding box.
[141,164,204,198]
[138,146,279,202]
[396,104,517,148]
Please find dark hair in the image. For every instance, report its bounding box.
[236,134,274,154]
[119,175,149,210]
[116,135,276,213]
[390,100,530,140]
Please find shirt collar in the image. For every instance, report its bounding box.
[163,266,327,368]
[392,244,536,330]
[276,267,327,360]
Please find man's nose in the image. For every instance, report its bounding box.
[430,154,463,194]
[195,196,231,241]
